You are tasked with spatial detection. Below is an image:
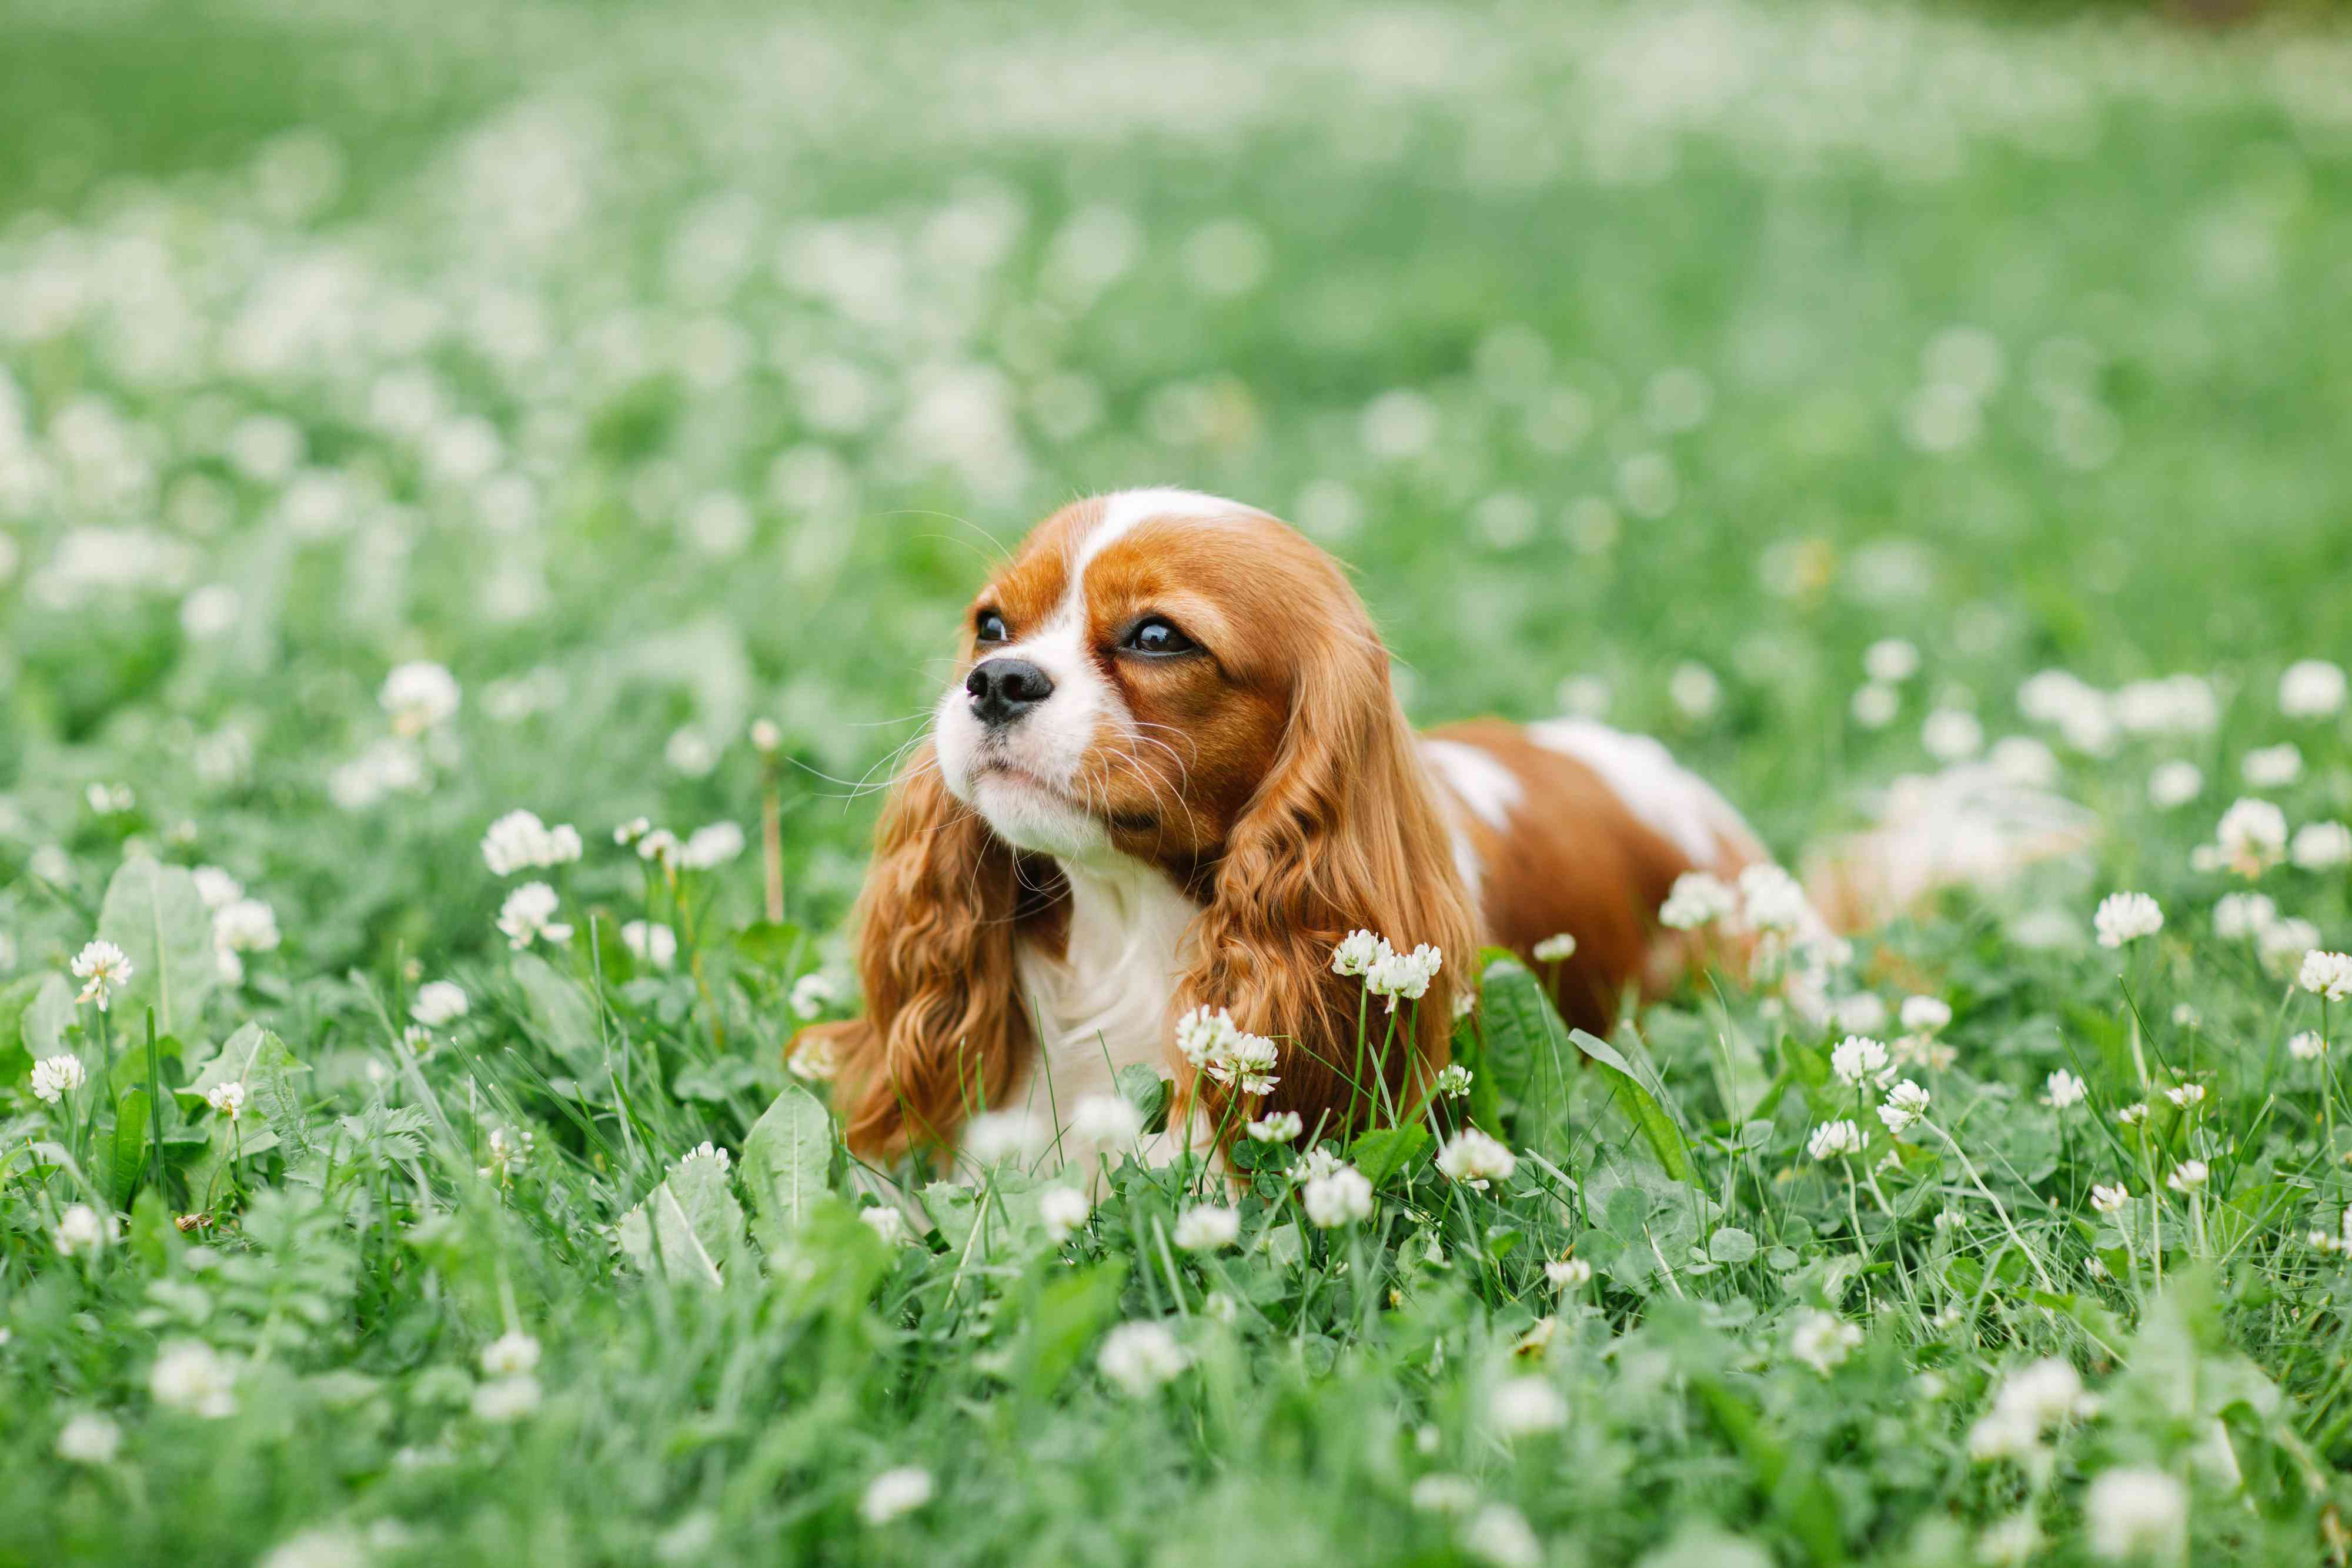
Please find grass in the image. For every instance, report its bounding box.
[4,1,2352,1563]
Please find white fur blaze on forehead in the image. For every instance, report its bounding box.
[1526,717,1753,867]
[1071,488,1265,577]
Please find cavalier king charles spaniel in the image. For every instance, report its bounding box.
[799,488,2080,1175]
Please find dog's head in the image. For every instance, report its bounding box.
[819,489,1477,1161]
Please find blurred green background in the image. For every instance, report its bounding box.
[2,0,2349,976]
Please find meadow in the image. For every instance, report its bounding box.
[5,1,2352,1563]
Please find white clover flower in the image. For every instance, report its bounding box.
[55,1412,121,1466]
[1211,1031,1281,1098]
[2289,1031,2327,1062]
[1922,707,1984,762]
[1899,995,1952,1034]
[412,981,469,1027]
[2260,919,2323,978]
[961,1110,1031,1165]
[30,1052,86,1104]
[1545,1257,1593,1292]
[205,1081,246,1120]
[212,897,279,957]
[55,1203,112,1257]
[2166,1159,2209,1194]
[1247,1111,1303,1144]
[2213,891,2279,941]
[479,808,583,875]
[2093,892,2163,949]
[787,1032,839,1082]
[1830,1036,1890,1085]
[1975,1513,2041,1568]
[2293,822,2352,872]
[1864,637,1921,684]
[2091,1183,2130,1214]
[1463,1504,1542,1568]
[858,1205,911,1247]
[2084,1467,2187,1561]
[1294,1148,1345,1185]
[191,865,244,910]
[1531,932,1578,963]
[749,718,784,753]
[1877,1080,1931,1135]
[789,972,839,1020]
[479,1332,542,1378]
[1175,1004,1241,1068]
[622,921,677,969]
[2148,760,2203,811]
[860,1466,934,1526]
[1435,1129,1516,1191]
[1790,1309,1861,1373]
[679,821,746,870]
[2043,1069,2088,1111]
[380,660,460,735]
[1201,1292,1239,1326]
[1038,1186,1092,1243]
[70,939,133,1011]
[2211,797,2289,878]
[2303,951,2352,1002]
[1488,1376,1568,1437]
[1851,683,1900,730]
[495,882,572,949]
[1433,1064,1474,1099]
[1365,943,1442,1011]
[1410,1474,1481,1514]
[636,829,681,867]
[1301,1164,1375,1228]
[613,817,652,848]
[1331,929,1383,977]
[1659,870,1738,930]
[1070,1092,1143,1149]
[2280,659,2348,720]
[1172,1205,1240,1252]
[1808,1120,1863,1161]
[1098,1320,1187,1396]
[2116,1101,2150,1126]
[479,1125,533,1179]
[2165,1082,2207,1111]
[150,1339,237,1417]
[2241,744,2304,790]
[1736,864,1812,932]
[471,1376,542,1423]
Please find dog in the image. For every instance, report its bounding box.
[797,489,2082,1175]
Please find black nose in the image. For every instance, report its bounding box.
[965,658,1054,726]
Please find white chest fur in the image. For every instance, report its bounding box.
[1003,855,1201,1173]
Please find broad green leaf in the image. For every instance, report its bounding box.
[1476,953,1568,1120]
[1708,1226,1759,1264]
[22,974,75,1060]
[182,1021,294,1101]
[1014,1262,1127,1403]
[1348,1123,1429,1188]
[510,952,604,1075]
[740,1083,833,1245]
[1568,1028,1692,1182]
[731,921,805,971]
[111,1086,152,1201]
[0,974,45,1082]
[1115,1063,1170,1135]
[616,1149,744,1286]
[94,860,217,1038]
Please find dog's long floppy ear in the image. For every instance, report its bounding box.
[801,743,1029,1164]
[1175,628,1480,1145]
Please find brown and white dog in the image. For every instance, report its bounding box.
[799,489,2077,1175]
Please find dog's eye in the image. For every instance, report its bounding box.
[975,610,1009,644]
[1121,616,1197,656]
